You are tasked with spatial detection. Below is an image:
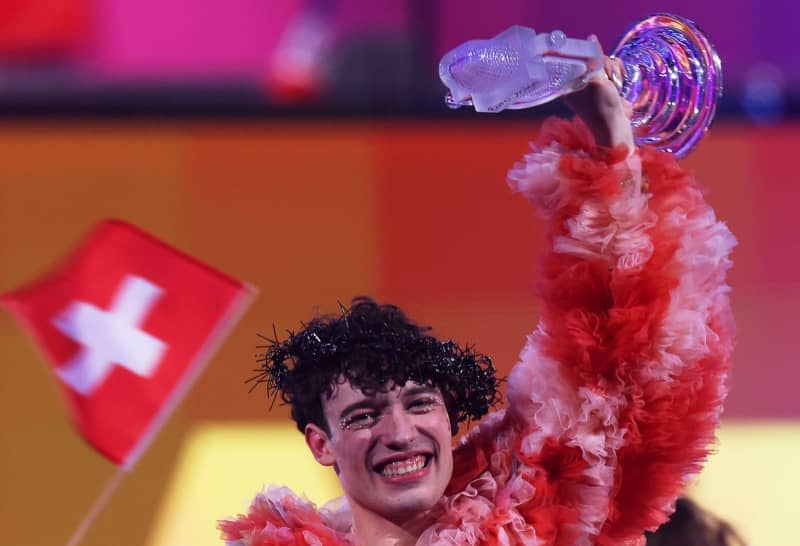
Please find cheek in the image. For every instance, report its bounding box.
[423,414,454,482]
[420,411,455,447]
[333,432,372,467]
[432,406,455,432]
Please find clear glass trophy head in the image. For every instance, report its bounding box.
[439,14,722,157]
[439,25,604,113]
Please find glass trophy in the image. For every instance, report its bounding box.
[439,13,722,157]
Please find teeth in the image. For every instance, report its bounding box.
[379,455,427,477]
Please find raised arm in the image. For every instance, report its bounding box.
[501,59,736,545]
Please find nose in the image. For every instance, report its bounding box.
[380,405,418,448]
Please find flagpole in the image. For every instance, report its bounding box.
[65,466,128,546]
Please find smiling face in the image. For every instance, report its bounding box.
[304,380,454,525]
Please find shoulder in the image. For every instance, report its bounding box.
[423,411,541,545]
[218,486,352,546]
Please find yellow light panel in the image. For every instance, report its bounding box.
[689,420,800,546]
[146,423,342,546]
[146,420,800,545]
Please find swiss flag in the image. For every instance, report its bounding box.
[0,220,254,467]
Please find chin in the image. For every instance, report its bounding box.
[350,479,447,524]
[371,479,448,522]
[396,488,441,510]
[380,494,442,522]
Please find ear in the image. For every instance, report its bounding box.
[304,423,337,466]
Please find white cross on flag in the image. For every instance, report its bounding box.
[1,220,253,467]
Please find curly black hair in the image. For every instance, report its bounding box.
[250,296,500,435]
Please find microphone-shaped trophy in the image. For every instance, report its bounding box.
[439,13,722,157]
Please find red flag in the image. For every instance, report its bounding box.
[0,220,254,468]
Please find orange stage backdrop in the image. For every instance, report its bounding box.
[1,120,797,545]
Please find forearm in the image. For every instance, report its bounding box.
[564,56,634,153]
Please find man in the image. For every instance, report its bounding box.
[220,57,735,546]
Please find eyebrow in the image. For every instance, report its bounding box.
[399,385,440,399]
[338,398,387,420]
[338,385,441,420]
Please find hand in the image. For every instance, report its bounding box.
[562,36,634,153]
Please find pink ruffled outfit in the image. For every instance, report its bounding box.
[219,117,736,546]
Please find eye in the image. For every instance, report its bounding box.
[407,396,441,413]
[340,411,378,430]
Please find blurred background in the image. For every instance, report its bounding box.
[1,1,798,545]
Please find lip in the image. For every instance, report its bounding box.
[371,451,434,485]
[374,455,433,485]
[372,450,432,469]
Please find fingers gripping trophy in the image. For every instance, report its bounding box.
[439,13,722,157]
